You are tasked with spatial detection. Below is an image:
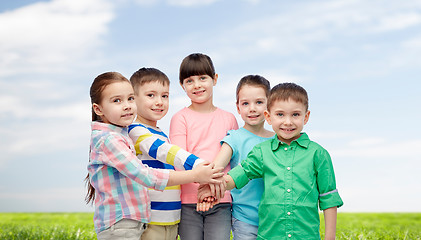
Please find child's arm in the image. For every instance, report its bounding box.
[100,134,170,191]
[213,143,233,169]
[202,142,233,199]
[315,148,343,240]
[129,125,204,170]
[168,162,224,186]
[323,207,337,240]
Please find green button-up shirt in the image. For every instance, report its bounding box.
[229,133,343,240]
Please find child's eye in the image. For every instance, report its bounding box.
[293,113,300,117]
[200,76,206,81]
[113,98,121,103]
[128,96,135,101]
[241,102,249,106]
[277,113,283,117]
[184,79,193,84]
[147,94,154,98]
[162,94,169,99]
[257,101,264,105]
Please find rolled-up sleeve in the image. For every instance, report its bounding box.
[315,148,343,210]
[228,145,263,189]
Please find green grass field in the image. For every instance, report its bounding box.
[0,212,419,239]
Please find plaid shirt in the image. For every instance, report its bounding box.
[88,121,169,233]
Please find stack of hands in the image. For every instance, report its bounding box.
[196,173,227,212]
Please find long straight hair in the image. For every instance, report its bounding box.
[84,72,129,204]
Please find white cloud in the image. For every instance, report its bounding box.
[0,0,114,77]
[167,0,221,7]
[373,12,421,32]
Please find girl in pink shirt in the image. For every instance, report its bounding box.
[170,53,238,240]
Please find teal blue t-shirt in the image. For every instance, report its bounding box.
[222,127,274,226]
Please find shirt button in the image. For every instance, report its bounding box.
[287,189,291,192]
[287,167,291,170]
[288,234,292,237]
[287,212,291,215]
[284,147,288,151]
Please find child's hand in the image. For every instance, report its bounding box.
[193,162,224,184]
[197,196,218,212]
[197,183,214,202]
[208,178,226,200]
[197,184,219,211]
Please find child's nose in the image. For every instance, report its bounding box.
[123,100,132,110]
[155,98,163,105]
[284,116,292,124]
[250,103,256,111]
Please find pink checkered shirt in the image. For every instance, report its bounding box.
[87,121,170,233]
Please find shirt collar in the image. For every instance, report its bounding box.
[91,121,129,136]
[271,132,311,150]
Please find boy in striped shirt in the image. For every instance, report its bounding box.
[128,67,206,240]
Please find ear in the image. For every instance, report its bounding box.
[236,102,240,115]
[264,110,272,125]
[213,74,218,86]
[304,110,310,125]
[93,103,104,117]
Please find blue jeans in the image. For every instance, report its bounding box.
[231,216,258,240]
[178,203,231,240]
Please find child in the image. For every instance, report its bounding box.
[128,67,210,240]
[169,53,238,240]
[199,82,344,240]
[206,75,275,240]
[85,71,224,240]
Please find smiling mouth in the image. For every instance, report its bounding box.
[281,128,295,132]
[152,109,164,112]
[122,113,133,118]
[193,90,205,95]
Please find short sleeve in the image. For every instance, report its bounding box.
[221,130,238,162]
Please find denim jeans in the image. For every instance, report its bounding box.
[178,203,231,240]
[231,216,258,240]
[97,219,147,240]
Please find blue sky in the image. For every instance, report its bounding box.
[0,0,420,212]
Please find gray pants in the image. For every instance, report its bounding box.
[178,203,231,240]
[97,219,147,240]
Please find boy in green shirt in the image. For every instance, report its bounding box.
[198,82,343,240]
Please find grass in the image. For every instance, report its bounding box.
[0,212,420,239]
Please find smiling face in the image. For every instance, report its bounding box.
[181,74,217,105]
[93,81,137,127]
[264,98,310,145]
[134,81,169,127]
[237,85,268,128]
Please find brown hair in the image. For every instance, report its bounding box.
[179,53,216,84]
[130,67,170,95]
[236,75,270,104]
[85,71,129,205]
[267,82,308,111]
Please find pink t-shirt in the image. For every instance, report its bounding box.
[170,107,238,204]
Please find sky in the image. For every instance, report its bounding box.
[0,0,420,213]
